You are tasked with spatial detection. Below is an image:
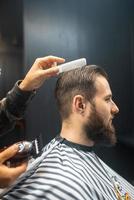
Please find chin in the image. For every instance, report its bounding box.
[95,128,117,147]
[104,132,117,147]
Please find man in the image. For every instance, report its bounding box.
[0,55,65,188]
[2,65,134,199]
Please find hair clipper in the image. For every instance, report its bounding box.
[6,135,43,165]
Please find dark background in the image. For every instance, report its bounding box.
[0,0,134,184]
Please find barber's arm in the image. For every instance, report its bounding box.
[0,82,35,136]
[0,55,65,137]
[0,55,64,188]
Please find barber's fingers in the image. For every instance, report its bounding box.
[0,144,18,164]
[34,55,65,70]
[0,162,27,188]
[51,61,57,67]
[38,55,65,65]
[8,162,28,178]
[40,66,60,77]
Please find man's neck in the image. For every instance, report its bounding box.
[60,121,94,147]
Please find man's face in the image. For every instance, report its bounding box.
[84,76,119,146]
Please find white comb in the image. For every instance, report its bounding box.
[58,58,87,74]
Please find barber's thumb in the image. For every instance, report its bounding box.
[0,144,19,163]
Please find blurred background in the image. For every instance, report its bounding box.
[0,0,134,184]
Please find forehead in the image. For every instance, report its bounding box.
[94,75,112,97]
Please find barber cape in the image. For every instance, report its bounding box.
[1,136,134,200]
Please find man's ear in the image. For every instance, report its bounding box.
[72,95,86,114]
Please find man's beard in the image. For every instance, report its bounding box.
[83,105,117,147]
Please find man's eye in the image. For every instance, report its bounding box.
[105,98,111,102]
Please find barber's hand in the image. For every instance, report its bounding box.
[0,144,27,188]
[19,55,65,91]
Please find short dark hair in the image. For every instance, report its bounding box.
[55,65,108,120]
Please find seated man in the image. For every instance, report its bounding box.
[2,64,134,199]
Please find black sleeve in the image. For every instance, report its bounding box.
[0,80,35,137]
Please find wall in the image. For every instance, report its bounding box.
[0,0,23,97]
[0,0,24,146]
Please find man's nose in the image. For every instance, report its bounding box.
[111,101,119,114]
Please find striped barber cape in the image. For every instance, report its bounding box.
[1,136,134,200]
